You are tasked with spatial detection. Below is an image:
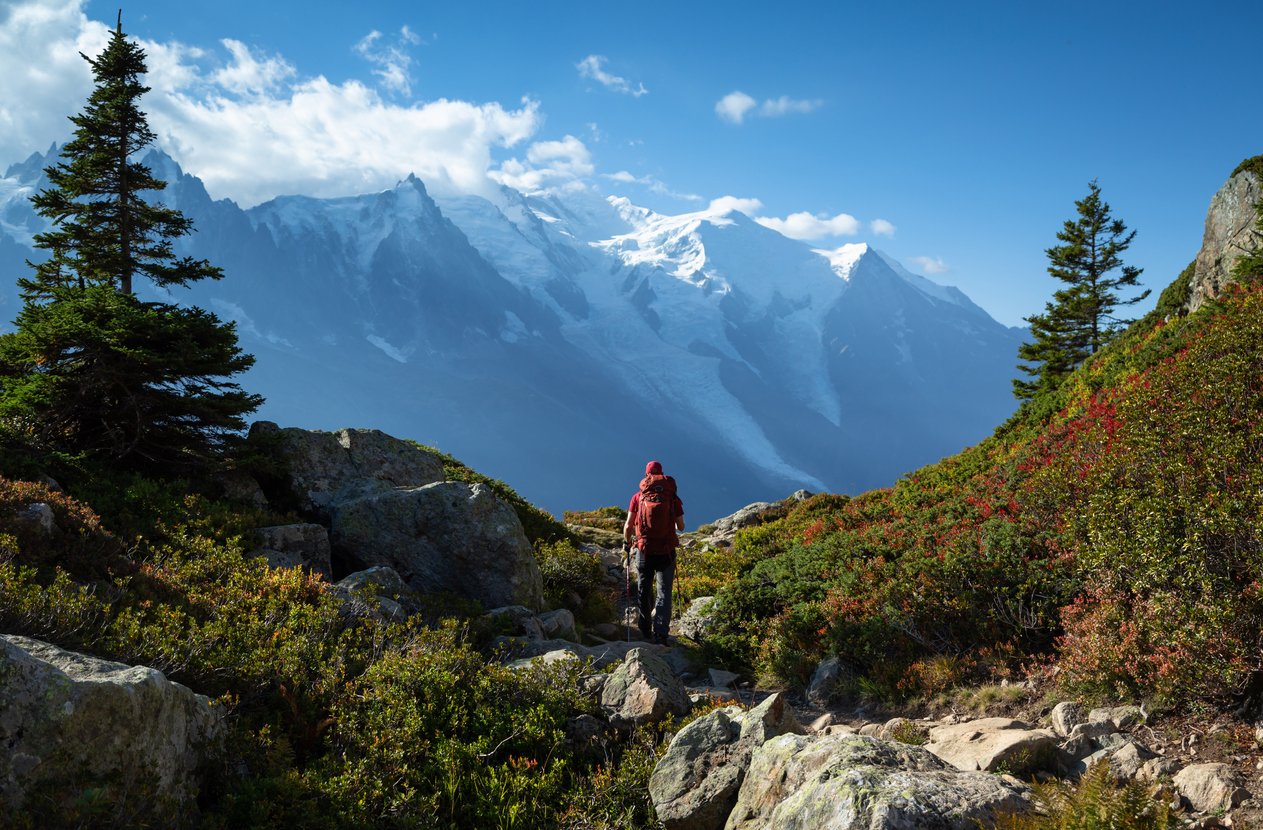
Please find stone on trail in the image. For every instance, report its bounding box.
[600,647,691,728]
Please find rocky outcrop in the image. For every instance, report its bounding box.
[332,481,543,610]
[726,733,1032,829]
[253,422,445,518]
[599,647,692,728]
[649,692,802,830]
[0,635,223,819]
[807,655,855,707]
[255,423,543,609]
[1187,166,1263,314]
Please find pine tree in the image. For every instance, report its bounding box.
[1014,181,1150,399]
[0,15,261,471]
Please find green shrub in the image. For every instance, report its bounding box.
[536,539,613,624]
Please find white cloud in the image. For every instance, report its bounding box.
[715,91,757,124]
[0,0,108,161]
[708,195,763,216]
[0,0,543,206]
[211,39,294,96]
[601,170,703,202]
[576,55,647,97]
[911,256,949,274]
[354,26,422,96]
[870,218,896,237]
[759,95,823,117]
[716,90,822,124]
[756,211,860,240]
[491,134,594,193]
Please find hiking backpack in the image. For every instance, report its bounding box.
[636,474,677,554]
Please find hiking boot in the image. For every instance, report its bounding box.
[653,633,674,646]
[637,620,653,640]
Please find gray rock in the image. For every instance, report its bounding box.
[600,647,691,728]
[1050,701,1087,737]
[1173,762,1249,814]
[255,422,445,518]
[789,489,813,501]
[253,523,332,576]
[1067,720,1117,742]
[678,596,720,641]
[1138,756,1181,781]
[727,733,1032,829]
[507,648,582,671]
[332,481,544,611]
[538,608,578,642]
[709,668,740,689]
[16,502,57,536]
[502,637,644,670]
[1188,169,1263,314]
[649,692,802,830]
[807,655,854,707]
[925,718,1059,775]
[1087,705,1145,731]
[331,566,416,620]
[0,635,223,817]
[1107,741,1156,780]
[337,565,410,598]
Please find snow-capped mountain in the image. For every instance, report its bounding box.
[0,148,1024,519]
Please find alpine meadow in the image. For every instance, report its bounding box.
[2,4,1263,830]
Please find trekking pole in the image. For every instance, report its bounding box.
[622,541,632,644]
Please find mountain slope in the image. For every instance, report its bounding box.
[0,147,1024,518]
[687,158,1263,706]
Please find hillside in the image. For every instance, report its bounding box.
[682,156,1263,708]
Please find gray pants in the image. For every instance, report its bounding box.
[637,552,675,638]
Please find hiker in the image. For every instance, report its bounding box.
[623,460,685,644]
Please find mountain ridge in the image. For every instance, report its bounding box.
[0,146,1023,518]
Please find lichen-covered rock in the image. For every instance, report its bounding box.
[727,733,1032,830]
[254,422,445,517]
[650,692,802,830]
[1173,762,1249,814]
[600,647,691,728]
[332,481,544,610]
[925,718,1059,775]
[486,605,547,640]
[0,635,223,819]
[253,522,332,576]
[1187,168,1263,313]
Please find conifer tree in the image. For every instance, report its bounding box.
[0,15,261,471]
[1014,181,1149,399]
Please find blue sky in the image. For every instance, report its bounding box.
[2,0,1261,325]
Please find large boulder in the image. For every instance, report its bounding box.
[727,733,1032,829]
[1173,763,1249,814]
[332,481,544,611]
[649,692,803,830]
[0,635,223,819]
[600,647,691,728]
[254,422,445,517]
[1187,166,1263,314]
[924,718,1059,775]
